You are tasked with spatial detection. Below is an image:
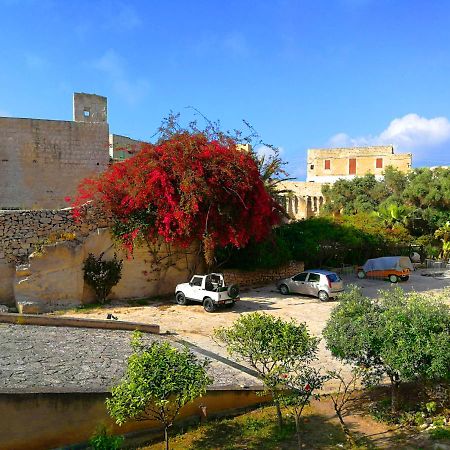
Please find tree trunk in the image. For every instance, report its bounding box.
[294,414,302,449]
[274,399,284,428]
[165,426,169,450]
[390,374,401,413]
[336,410,355,446]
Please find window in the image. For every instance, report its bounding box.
[310,164,315,170]
[293,273,308,282]
[324,159,331,170]
[307,273,320,282]
[349,158,356,175]
[83,109,91,117]
[376,158,383,169]
[191,277,202,287]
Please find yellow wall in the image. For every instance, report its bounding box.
[0,389,270,450]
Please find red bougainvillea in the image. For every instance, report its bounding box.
[72,132,281,263]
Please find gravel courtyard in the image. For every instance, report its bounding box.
[59,269,450,389]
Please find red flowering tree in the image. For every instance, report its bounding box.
[72,130,281,266]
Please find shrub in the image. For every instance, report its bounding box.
[88,425,123,450]
[83,253,123,304]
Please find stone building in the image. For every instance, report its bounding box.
[0,93,142,210]
[307,145,411,182]
[280,145,412,220]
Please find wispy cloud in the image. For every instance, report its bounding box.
[192,31,250,59]
[0,109,10,117]
[328,113,450,164]
[25,53,46,69]
[222,32,250,57]
[104,3,142,31]
[93,49,150,105]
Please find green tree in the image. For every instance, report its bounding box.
[324,287,450,412]
[434,221,450,259]
[107,333,212,450]
[214,312,320,428]
[279,366,327,449]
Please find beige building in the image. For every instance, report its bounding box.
[280,145,412,220]
[307,145,411,183]
[0,93,145,209]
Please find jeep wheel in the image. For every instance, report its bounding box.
[318,290,329,302]
[227,284,239,299]
[279,284,289,295]
[203,297,216,313]
[389,274,398,283]
[175,292,188,305]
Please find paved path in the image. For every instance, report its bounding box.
[0,324,259,393]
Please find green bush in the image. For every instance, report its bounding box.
[88,425,123,450]
[83,253,123,304]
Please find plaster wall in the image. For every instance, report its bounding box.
[0,117,109,209]
[0,389,269,450]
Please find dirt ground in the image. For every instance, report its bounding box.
[60,269,450,391]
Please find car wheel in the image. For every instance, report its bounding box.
[389,274,398,283]
[175,292,188,305]
[400,275,409,281]
[279,284,289,295]
[203,297,216,312]
[318,290,329,302]
[357,270,366,279]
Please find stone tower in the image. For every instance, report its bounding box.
[73,92,107,123]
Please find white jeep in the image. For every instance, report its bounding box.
[175,273,240,312]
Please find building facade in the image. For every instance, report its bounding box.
[281,146,412,220]
[306,145,411,183]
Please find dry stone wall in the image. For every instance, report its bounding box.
[224,261,305,287]
[0,207,109,263]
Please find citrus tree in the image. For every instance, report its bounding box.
[323,287,450,412]
[107,332,211,450]
[214,312,320,428]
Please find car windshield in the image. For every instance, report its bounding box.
[326,274,341,282]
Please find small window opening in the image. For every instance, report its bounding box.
[324,159,331,170]
[83,109,90,117]
[310,164,315,170]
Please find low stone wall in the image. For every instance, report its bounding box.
[223,261,305,287]
[0,206,108,263]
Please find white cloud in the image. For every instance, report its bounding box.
[256,145,284,160]
[93,50,150,105]
[328,113,450,163]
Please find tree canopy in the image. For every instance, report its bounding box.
[73,130,282,265]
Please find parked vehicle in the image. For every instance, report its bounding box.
[357,256,413,283]
[175,273,240,312]
[276,269,344,301]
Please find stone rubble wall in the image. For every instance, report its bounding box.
[0,206,109,263]
[223,261,305,287]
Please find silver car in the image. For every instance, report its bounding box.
[276,269,344,301]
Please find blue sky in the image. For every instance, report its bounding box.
[1,0,450,179]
